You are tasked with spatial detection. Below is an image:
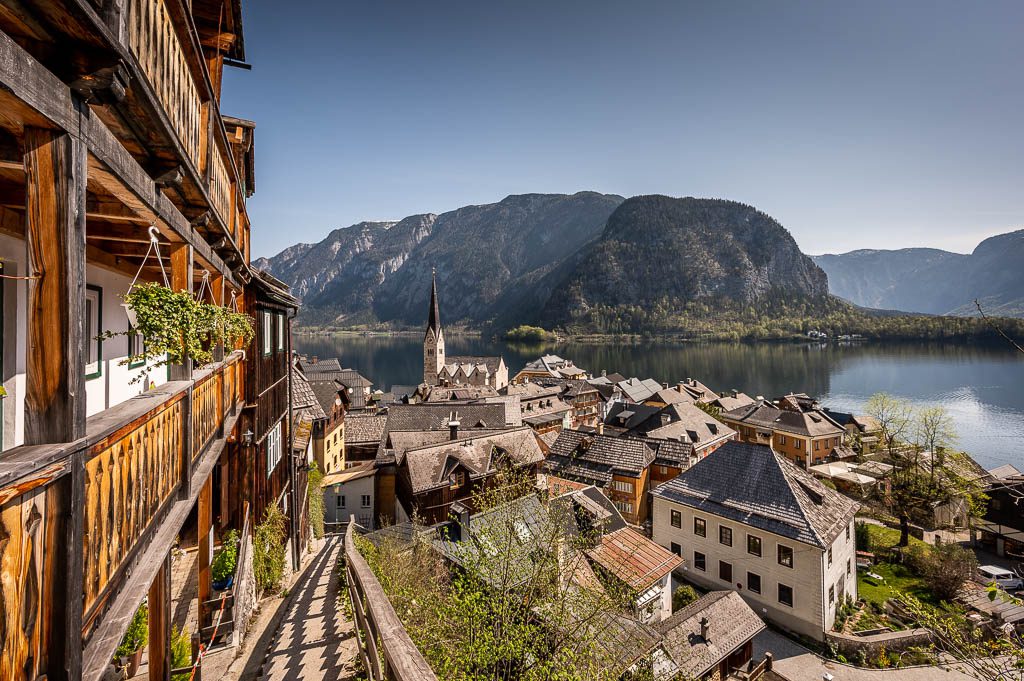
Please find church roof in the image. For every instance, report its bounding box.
[426,269,441,340]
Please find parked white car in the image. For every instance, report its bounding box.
[978,565,1024,592]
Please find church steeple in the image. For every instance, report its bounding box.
[423,267,445,386]
[426,267,441,339]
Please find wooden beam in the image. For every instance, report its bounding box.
[23,126,86,444]
[169,242,192,380]
[147,554,171,681]
[197,476,212,635]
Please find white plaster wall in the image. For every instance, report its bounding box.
[0,232,166,450]
[324,474,375,528]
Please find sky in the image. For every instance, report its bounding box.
[223,1,1024,260]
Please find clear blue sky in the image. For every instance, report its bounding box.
[223,0,1023,259]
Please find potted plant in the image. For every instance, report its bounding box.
[211,529,240,591]
[113,601,148,676]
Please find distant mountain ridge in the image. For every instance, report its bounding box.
[813,229,1024,318]
[256,193,841,331]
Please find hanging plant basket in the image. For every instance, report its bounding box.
[121,302,138,328]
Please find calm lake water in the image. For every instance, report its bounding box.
[295,335,1024,470]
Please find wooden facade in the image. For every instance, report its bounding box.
[0,1,303,679]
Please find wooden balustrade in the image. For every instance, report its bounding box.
[126,0,202,167]
[209,145,233,233]
[191,369,223,462]
[82,392,185,625]
[344,523,438,681]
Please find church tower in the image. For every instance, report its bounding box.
[423,269,445,386]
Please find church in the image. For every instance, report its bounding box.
[423,271,509,389]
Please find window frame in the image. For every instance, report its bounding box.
[338,495,346,509]
[127,324,146,369]
[719,525,733,547]
[778,544,794,568]
[693,551,706,571]
[262,310,272,356]
[670,509,681,528]
[747,571,762,594]
[277,312,286,351]
[85,284,103,380]
[747,533,762,557]
[778,583,794,607]
[670,542,681,557]
[694,517,706,537]
[719,560,733,583]
[361,494,371,508]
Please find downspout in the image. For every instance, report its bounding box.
[287,306,299,570]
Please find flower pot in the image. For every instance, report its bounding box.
[212,575,234,591]
[122,303,137,328]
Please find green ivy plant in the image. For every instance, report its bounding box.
[101,282,255,382]
[211,529,240,584]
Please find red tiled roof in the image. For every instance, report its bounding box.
[586,527,683,591]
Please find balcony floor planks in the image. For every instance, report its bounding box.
[80,401,242,681]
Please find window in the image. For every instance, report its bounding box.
[815,440,820,450]
[127,325,146,369]
[828,547,833,566]
[277,313,285,350]
[614,500,634,515]
[670,542,681,557]
[829,585,835,605]
[719,560,732,583]
[778,435,786,446]
[719,525,732,546]
[846,524,851,542]
[670,509,681,528]
[747,571,762,594]
[337,495,345,509]
[361,494,371,508]
[793,438,803,449]
[747,534,762,557]
[778,583,794,607]
[694,517,706,537]
[693,551,706,571]
[612,480,634,493]
[847,559,851,576]
[85,285,103,379]
[266,421,282,478]
[778,544,794,568]
[262,311,272,355]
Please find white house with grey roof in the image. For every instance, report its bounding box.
[651,440,859,640]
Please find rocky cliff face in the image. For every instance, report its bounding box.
[256,192,624,326]
[539,196,829,325]
[813,229,1024,317]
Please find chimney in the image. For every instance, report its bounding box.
[699,616,709,640]
[676,382,686,394]
[756,395,764,402]
[596,421,604,435]
[450,500,471,540]
[686,377,693,385]
[311,356,318,364]
[661,382,669,389]
[601,369,607,377]
[449,411,460,441]
[660,412,671,426]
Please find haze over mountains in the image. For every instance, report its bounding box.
[812,230,1024,318]
[254,193,1024,328]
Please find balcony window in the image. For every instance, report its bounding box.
[694,517,706,537]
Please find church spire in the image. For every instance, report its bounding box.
[426,267,441,336]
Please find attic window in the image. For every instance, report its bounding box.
[797,480,824,505]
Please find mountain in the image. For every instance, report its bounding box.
[538,195,829,328]
[813,229,1024,317]
[254,192,624,326]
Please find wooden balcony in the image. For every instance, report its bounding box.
[0,352,244,681]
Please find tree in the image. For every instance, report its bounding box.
[919,542,978,603]
[914,406,957,485]
[866,394,918,546]
[672,584,699,612]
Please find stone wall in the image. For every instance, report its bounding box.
[825,627,932,659]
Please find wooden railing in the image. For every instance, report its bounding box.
[209,145,233,234]
[344,523,438,681]
[126,0,202,167]
[231,503,255,647]
[191,368,223,462]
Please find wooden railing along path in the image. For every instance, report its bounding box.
[344,522,438,681]
[0,352,243,679]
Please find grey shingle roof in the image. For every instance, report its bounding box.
[722,401,844,438]
[309,379,346,414]
[625,402,737,451]
[656,591,766,678]
[652,441,859,548]
[291,367,327,420]
[445,355,504,374]
[299,357,342,374]
[344,414,387,445]
[545,430,694,483]
[402,427,544,493]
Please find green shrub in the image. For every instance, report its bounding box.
[211,529,240,584]
[855,521,871,551]
[308,462,325,540]
[503,325,556,343]
[170,626,192,680]
[672,584,699,612]
[254,503,288,595]
[114,602,148,660]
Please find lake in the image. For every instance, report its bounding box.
[295,334,1024,470]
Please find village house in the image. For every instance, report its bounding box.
[560,379,603,429]
[545,429,695,527]
[309,378,349,474]
[511,354,589,383]
[343,413,388,464]
[586,525,683,623]
[423,271,508,389]
[610,400,738,459]
[322,462,377,530]
[977,464,1024,558]
[395,426,545,524]
[0,0,314,676]
[655,591,768,681]
[292,362,329,471]
[503,381,573,435]
[721,396,846,468]
[652,441,860,640]
[299,356,374,412]
[822,408,883,454]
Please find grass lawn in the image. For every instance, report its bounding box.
[858,562,937,608]
[861,523,928,551]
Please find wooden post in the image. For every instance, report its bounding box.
[197,476,213,632]
[169,243,193,381]
[212,272,225,362]
[148,553,171,681]
[23,127,86,445]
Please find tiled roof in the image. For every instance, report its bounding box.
[561,379,599,399]
[647,387,695,406]
[309,379,346,414]
[384,403,509,435]
[585,527,683,591]
[606,402,661,430]
[547,430,657,479]
[291,366,327,420]
[653,441,859,548]
[321,462,376,486]
[711,392,756,412]
[344,414,387,445]
[445,355,504,374]
[388,429,508,459]
[402,427,544,493]
[425,385,499,401]
[656,591,766,678]
[299,357,342,374]
[721,400,844,438]
[617,377,663,403]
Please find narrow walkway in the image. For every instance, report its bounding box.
[254,536,360,681]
